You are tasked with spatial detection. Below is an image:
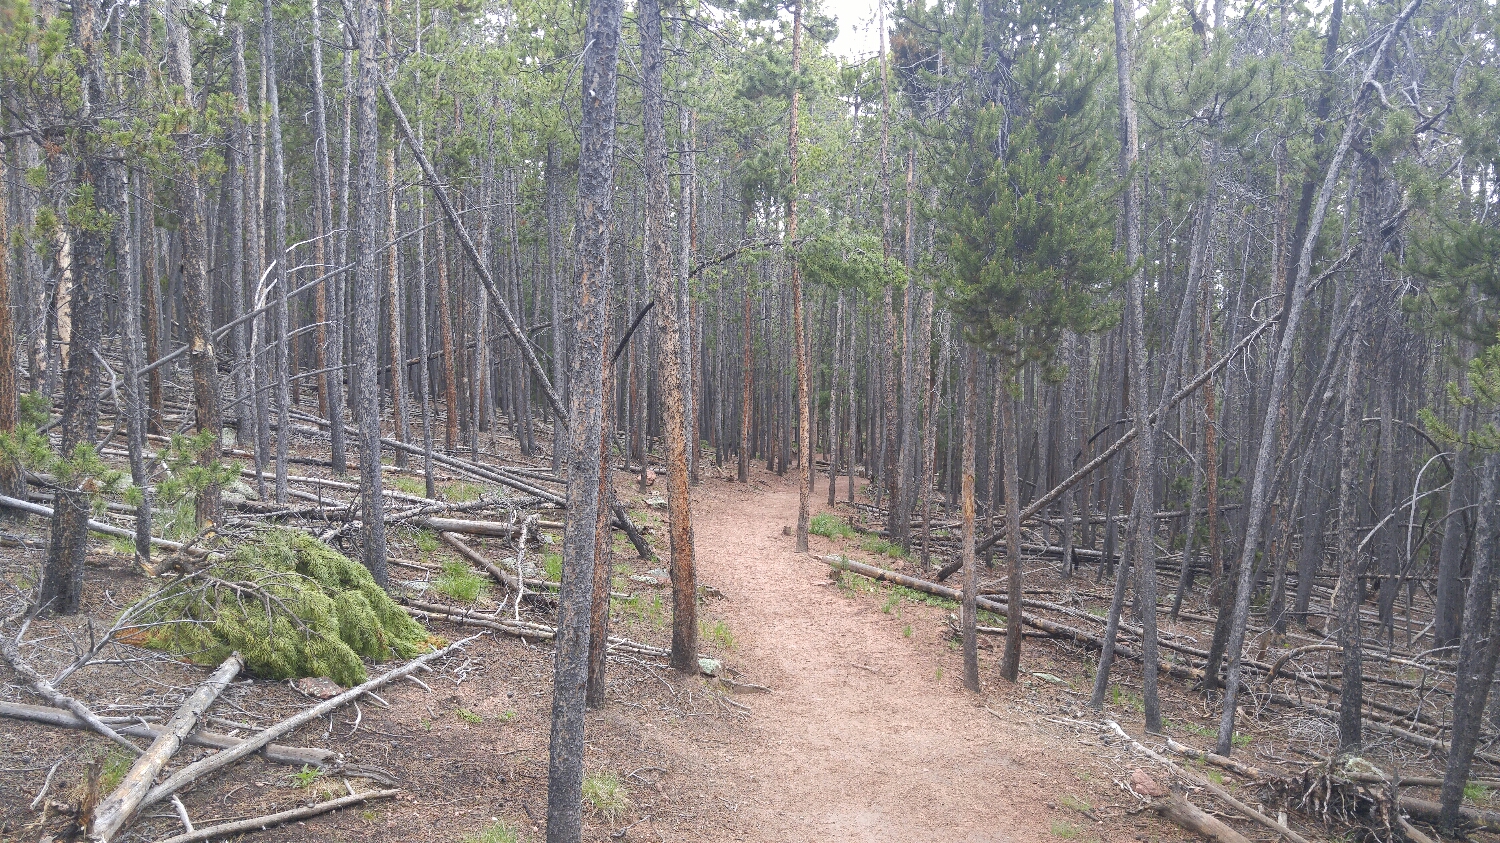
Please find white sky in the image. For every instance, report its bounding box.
[825,0,883,60]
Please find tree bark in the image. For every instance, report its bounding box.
[166,0,222,527]
[545,0,620,832]
[960,346,980,691]
[642,0,698,671]
[353,0,388,585]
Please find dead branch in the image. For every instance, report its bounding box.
[1107,719,1312,843]
[138,634,481,809]
[0,700,335,767]
[0,610,141,755]
[147,788,399,843]
[90,653,244,842]
[1131,770,1253,843]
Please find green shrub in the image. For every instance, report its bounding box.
[433,560,489,602]
[860,536,907,559]
[542,552,563,583]
[135,529,436,686]
[582,772,629,823]
[809,513,855,539]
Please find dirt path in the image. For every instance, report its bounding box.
[684,469,1067,843]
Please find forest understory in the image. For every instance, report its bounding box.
[2,406,1500,843]
[3,0,1497,834]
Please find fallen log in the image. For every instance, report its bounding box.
[1378,795,1500,833]
[0,494,194,555]
[424,516,532,538]
[1131,770,1253,843]
[818,556,1202,680]
[438,531,556,595]
[401,599,666,657]
[1107,720,1311,843]
[90,654,244,842]
[139,634,481,810]
[0,701,335,768]
[149,788,400,843]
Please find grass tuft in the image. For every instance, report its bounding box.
[460,820,524,843]
[701,618,736,650]
[1050,821,1080,839]
[809,513,856,539]
[582,772,630,823]
[433,560,490,603]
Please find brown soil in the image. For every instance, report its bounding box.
[684,470,1063,842]
[1,462,1192,843]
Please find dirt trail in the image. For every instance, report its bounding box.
[686,470,1065,843]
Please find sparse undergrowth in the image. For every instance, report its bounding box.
[582,771,630,823]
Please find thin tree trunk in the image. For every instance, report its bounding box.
[1113,0,1160,732]
[642,0,699,670]
[353,0,388,585]
[960,346,980,691]
[545,0,620,832]
[40,0,111,612]
[999,378,1024,681]
[1439,442,1500,831]
[166,0,222,526]
[264,0,291,506]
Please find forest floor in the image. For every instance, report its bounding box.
[1,453,1364,843]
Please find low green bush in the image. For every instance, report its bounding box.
[135,529,437,686]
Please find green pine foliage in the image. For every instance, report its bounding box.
[136,529,436,686]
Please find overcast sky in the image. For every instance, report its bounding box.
[825,0,883,60]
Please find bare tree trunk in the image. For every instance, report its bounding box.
[166,0,222,526]
[228,22,254,447]
[1439,442,1500,831]
[1113,0,1160,732]
[40,0,111,612]
[547,141,566,475]
[40,162,109,615]
[642,0,698,670]
[960,346,980,691]
[263,0,291,506]
[1214,0,1423,755]
[1434,366,1474,649]
[785,0,810,550]
[738,280,752,483]
[353,0,388,585]
[435,215,458,453]
[999,377,1024,681]
[0,137,18,500]
[545,0,620,831]
[586,318,615,708]
[120,170,151,566]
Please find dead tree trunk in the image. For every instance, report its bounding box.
[166,0,222,527]
[545,0,620,833]
[642,0,698,672]
[352,0,388,585]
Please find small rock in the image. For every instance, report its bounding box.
[782,526,792,536]
[1130,769,1169,798]
[1032,672,1067,686]
[644,468,658,486]
[293,676,344,700]
[698,657,722,676]
[644,496,667,510]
